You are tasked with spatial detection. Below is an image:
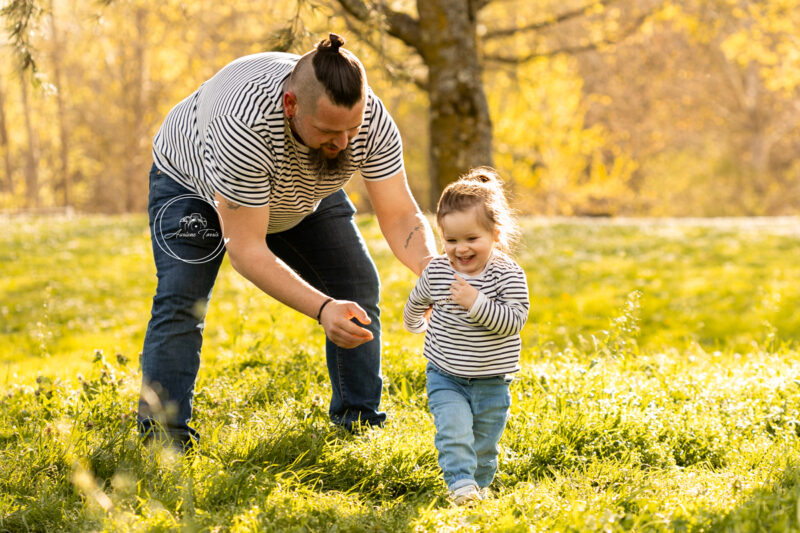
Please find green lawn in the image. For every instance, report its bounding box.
[2,214,800,531]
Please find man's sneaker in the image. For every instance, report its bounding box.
[452,483,482,505]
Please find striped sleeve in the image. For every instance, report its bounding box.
[359,93,404,181]
[468,267,530,336]
[404,269,433,333]
[203,115,274,207]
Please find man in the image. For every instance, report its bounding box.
[139,33,436,449]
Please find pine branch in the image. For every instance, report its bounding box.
[1,0,42,72]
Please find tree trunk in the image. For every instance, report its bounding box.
[0,80,13,193]
[49,0,71,207]
[123,6,148,213]
[20,73,39,208]
[417,0,493,207]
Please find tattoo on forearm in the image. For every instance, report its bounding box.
[224,199,241,210]
[404,224,422,249]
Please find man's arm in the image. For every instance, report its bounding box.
[215,192,373,349]
[364,170,437,276]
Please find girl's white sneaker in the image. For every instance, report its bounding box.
[452,484,482,505]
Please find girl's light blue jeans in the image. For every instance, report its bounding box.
[425,362,512,491]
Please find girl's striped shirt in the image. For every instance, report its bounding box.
[404,253,530,377]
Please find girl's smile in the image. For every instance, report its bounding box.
[439,206,499,277]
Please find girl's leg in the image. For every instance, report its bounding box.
[426,363,478,491]
[472,377,512,488]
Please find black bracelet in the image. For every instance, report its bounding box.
[316,297,334,323]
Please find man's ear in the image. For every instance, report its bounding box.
[283,91,297,117]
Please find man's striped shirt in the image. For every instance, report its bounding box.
[404,253,530,377]
[152,52,404,234]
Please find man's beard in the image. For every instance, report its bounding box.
[286,115,355,182]
[308,144,354,182]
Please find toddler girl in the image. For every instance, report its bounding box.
[404,166,530,505]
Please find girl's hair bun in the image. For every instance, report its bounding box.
[463,166,501,186]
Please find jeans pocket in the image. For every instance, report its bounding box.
[149,165,174,208]
[150,166,194,211]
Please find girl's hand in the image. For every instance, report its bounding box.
[450,274,479,310]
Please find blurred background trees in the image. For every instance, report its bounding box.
[0,0,798,215]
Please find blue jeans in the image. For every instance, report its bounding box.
[139,164,385,447]
[426,362,512,491]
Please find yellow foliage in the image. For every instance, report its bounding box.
[1,0,798,216]
[488,57,637,215]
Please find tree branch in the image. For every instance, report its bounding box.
[484,11,649,64]
[383,9,422,51]
[334,0,422,52]
[335,0,370,20]
[341,15,427,90]
[484,0,623,40]
[485,43,602,63]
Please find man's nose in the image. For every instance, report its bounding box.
[332,131,348,150]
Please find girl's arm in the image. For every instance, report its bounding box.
[403,270,433,333]
[468,269,530,336]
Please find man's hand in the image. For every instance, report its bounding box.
[319,299,374,348]
[450,274,479,310]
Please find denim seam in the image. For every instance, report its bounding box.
[335,345,349,410]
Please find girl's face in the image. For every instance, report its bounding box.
[439,206,499,276]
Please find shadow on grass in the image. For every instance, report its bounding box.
[184,423,444,532]
[218,488,434,532]
[200,419,441,498]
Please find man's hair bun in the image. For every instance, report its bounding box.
[319,33,345,53]
[290,32,364,108]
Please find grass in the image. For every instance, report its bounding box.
[2,214,800,531]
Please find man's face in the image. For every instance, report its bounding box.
[289,93,365,158]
